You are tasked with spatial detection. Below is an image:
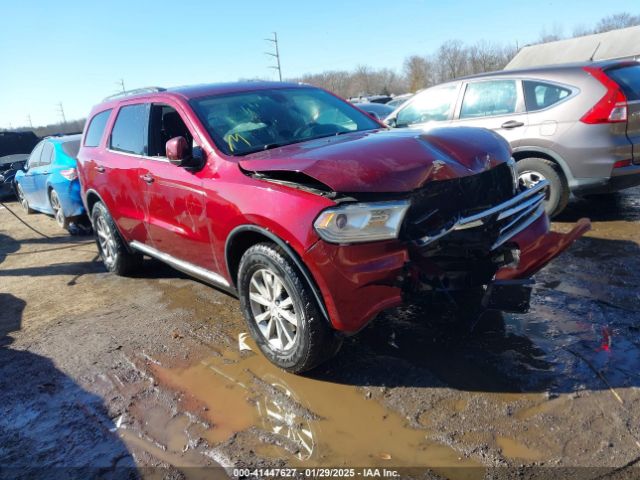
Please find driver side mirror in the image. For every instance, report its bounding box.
[384,116,397,128]
[166,136,189,166]
[166,136,206,170]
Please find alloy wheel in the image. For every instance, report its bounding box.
[248,268,299,351]
[50,191,65,228]
[518,170,550,199]
[17,185,29,212]
[95,215,117,268]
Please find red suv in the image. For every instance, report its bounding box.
[77,82,589,372]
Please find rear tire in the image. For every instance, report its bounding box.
[49,189,69,230]
[238,242,342,373]
[91,201,142,275]
[16,183,34,214]
[516,157,569,218]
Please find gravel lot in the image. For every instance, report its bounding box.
[1,190,639,478]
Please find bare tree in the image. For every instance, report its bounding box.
[537,23,565,43]
[404,55,432,92]
[436,40,469,82]
[593,12,640,33]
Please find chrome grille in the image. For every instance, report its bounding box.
[412,180,548,250]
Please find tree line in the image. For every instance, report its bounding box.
[291,12,640,98]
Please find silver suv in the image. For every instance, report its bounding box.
[385,60,640,216]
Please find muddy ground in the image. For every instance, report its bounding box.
[1,190,639,479]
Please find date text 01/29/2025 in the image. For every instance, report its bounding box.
[232,468,401,477]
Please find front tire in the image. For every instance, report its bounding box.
[91,201,142,275]
[238,242,342,373]
[16,183,34,214]
[516,157,569,218]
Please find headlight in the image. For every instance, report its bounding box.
[0,174,4,183]
[314,200,410,244]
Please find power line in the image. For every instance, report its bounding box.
[117,79,126,93]
[264,32,282,81]
[26,114,34,129]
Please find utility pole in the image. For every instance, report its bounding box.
[26,114,34,129]
[56,102,67,125]
[264,32,282,81]
[117,78,126,93]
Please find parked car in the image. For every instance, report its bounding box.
[348,94,392,104]
[0,154,29,198]
[0,131,39,157]
[77,82,588,372]
[14,135,86,230]
[0,131,40,199]
[386,93,413,109]
[385,60,640,216]
[353,102,395,121]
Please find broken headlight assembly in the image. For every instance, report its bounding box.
[314,200,410,243]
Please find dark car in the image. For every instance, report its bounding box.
[77,82,588,373]
[0,154,29,198]
[0,131,39,156]
[353,102,395,121]
[0,131,40,199]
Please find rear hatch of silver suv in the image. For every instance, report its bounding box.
[605,62,640,165]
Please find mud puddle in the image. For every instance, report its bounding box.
[145,344,483,477]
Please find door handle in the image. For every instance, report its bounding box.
[140,173,154,184]
[501,120,524,129]
[95,165,105,173]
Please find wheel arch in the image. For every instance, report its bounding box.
[84,189,104,216]
[225,225,331,325]
[512,147,574,184]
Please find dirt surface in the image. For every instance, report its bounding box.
[1,190,639,479]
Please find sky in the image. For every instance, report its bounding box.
[0,0,638,127]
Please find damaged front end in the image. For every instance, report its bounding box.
[402,161,590,315]
[304,161,589,333]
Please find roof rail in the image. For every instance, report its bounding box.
[102,87,166,102]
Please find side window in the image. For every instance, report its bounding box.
[396,84,458,126]
[27,141,45,168]
[148,104,193,157]
[110,104,148,155]
[523,81,572,111]
[40,142,54,166]
[460,80,518,119]
[84,109,112,147]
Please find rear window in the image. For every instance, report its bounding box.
[607,65,640,101]
[523,81,572,112]
[62,140,81,158]
[84,109,112,147]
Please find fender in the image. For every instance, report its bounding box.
[84,188,137,255]
[512,146,575,184]
[225,225,331,325]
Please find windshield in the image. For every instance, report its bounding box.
[190,87,381,156]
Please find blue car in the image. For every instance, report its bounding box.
[15,135,86,231]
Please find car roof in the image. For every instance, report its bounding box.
[453,59,640,82]
[95,81,309,110]
[45,134,82,144]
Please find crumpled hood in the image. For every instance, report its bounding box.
[238,127,512,193]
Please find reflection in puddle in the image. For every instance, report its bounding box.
[150,345,482,477]
[256,375,315,460]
